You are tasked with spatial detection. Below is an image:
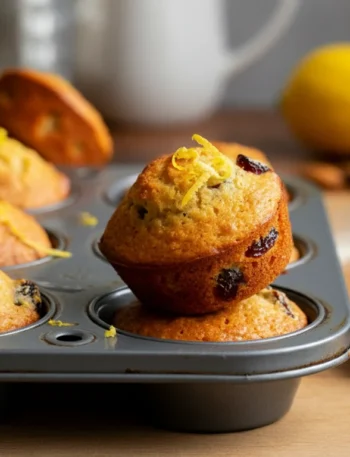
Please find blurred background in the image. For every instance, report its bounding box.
[0,0,349,109]
[0,0,349,182]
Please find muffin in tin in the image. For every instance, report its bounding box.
[0,270,42,332]
[0,128,70,209]
[100,135,293,315]
[0,200,68,267]
[0,68,113,166]
[114,287,308,342]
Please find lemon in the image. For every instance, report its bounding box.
[280,43,350,154]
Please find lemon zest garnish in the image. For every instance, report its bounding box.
[171,134,234,208]
[48,320,75,327]
[0,217,72,259]
[104,325,117,338]
[0,128,7,144]
[172,147,199,170]
[79,211,98,227]
[181,172,210,208]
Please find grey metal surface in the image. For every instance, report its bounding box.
[0,165,348,384]
[145,378,301,433]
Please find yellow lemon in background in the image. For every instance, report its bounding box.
[280,43,350,154]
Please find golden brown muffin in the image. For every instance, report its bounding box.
[212,141,273,169]
[0,129,70,209]
[100,135,293,315]
[289,245,300,264]
[0,270,42,332]
[0,68,113,166]
[0,200,70,267]
[114,287,307,342]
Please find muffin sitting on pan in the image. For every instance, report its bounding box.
[0,270,42,332]
[0,68,113,166]
[0,200,70,267]
[115,286,307,342]
[0,128,70,209]
[100,134,293,315]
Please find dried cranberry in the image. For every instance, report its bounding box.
[215,267,245,301]
[273,290,294,318]
[137,206,148,219]
[236,154,270,175]
[245,228,278,258]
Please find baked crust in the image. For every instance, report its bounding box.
[0,201,51,266]
[102,184,292,314]
[0,132,70,208]
[0,69,113,166]
[114,287,307,341]
[212,141,273,168]
[100,139,292,314]
[0,271,42,332]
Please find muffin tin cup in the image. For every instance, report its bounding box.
[143,378,301,433]
[0,165,348,434]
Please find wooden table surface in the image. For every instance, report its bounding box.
[1,110,350,456]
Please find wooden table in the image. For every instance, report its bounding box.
[1,110,350,456]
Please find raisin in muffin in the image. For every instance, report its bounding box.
[212,141,273,169]
[100,135,293,315]
[0,68,113,166]
[114,287,307,342]
[0,129,70,209]
[0,270,42,332]
[0,200,69,267]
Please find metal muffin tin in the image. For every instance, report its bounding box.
[0,165,349,433]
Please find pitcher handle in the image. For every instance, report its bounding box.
[223,0,300,78]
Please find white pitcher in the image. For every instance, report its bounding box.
[75,0,300,125]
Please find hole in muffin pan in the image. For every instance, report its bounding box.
[104,174,138,207]
[44,329,95,347]
[88,286,325,345]
[1,229,68,272]
[287,236,315,271]
[27,183,80,216]
[0,291,57,337]
[285,183,303,212]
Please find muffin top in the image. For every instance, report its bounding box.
[114,287,308,342]
[212,141,273,168]
[0,200,70,266]
[0,270,42,332]
[101,135,282,264]
[0,128,70,208]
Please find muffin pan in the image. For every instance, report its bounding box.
[0,165,349,434]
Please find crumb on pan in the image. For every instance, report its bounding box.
[79,211,98,226]
[104,325,117,338]
[48,319,75,327]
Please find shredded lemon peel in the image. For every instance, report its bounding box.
[48,320,75,327]
[0,213,71,259]
[104,325,117,338]
[79,211,98,227]
[171,134,234,208]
